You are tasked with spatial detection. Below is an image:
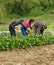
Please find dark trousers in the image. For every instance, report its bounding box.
[9,26,16,37]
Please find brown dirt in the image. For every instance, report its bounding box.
[0,44,54,65]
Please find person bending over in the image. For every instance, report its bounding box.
[9,19,24,37]
[33,21,47,35]
[21,19,35,36]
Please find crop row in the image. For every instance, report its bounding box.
[0,33,54,50]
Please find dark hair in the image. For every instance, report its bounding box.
[29,19,35,24]
[29,19,35,29]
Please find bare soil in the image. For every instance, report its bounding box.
[0,44,54,65]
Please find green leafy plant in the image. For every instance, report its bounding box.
[0,33,54,50]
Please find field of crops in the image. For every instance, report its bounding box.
[0,14,54,50]
[0,33,54,50]
[0,1,54,65]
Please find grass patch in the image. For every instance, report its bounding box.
[0,24,8,31]
[0,13,54,31]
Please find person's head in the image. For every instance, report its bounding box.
[29,19,35,29]
[42,25,47,30]
[20,19,24,22]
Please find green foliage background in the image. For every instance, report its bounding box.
[0,0,54,23]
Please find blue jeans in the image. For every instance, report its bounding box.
[21,26,28,36]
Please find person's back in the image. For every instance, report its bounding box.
[9,19,24,37]
[23,20,30,28]
[34,21,45,27]
[34,20,47,35]
[9,20,21,29]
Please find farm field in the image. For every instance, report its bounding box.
[0,13,54,65]
[0,44,54,65]
[0,0,54,65]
